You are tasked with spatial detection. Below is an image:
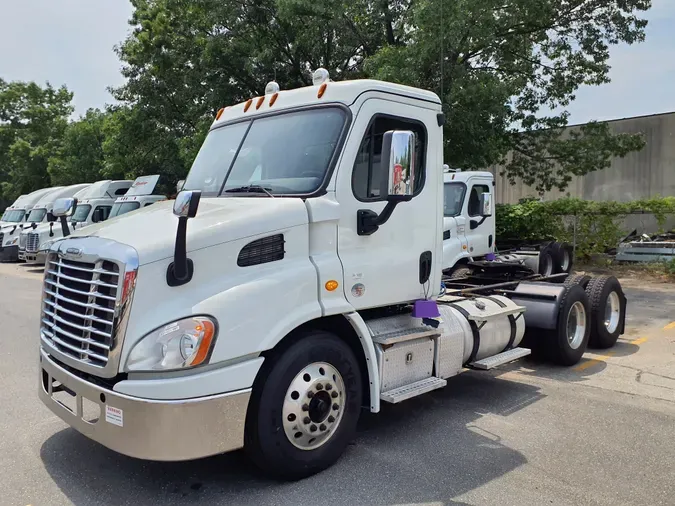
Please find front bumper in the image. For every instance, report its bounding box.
[24,250,46,265]
[39,350,251,461]
[18,247,25,261]
[0,244,18,262]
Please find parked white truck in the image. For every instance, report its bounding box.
[24,176,166,265]
[38,72,627,479]
[17,184,90,261]
[1,188,62,261]
[23,180,134,265]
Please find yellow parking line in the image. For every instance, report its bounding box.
[574,351,616,372]
[630,337,648,345]
[663,322,675,330]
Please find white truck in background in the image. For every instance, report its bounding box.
[17,184,91,262]
[38,72,627,480]
[23,180,134,265]
[23,176,165,265]
[1,188,60,262]
[107,175,167,219]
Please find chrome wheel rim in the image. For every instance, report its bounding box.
[282,362,345,451]
[604,291,620,334]
[561,250,570,271]
[567,301,587,349]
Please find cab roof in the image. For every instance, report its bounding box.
[75,180,133,200]
[32,184,90,207]
[213,79,442,127]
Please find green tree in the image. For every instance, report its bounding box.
[114,0,650,193]
[48,109,108,185]
[368,0,650,193]
[0,79,73,201]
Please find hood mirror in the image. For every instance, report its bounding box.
[52,198,77,238]
[167,190,202,287]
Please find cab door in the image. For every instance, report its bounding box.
[334,98,442,309]
[464,178,494,257]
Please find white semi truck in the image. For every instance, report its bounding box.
[24,176,166,265]
[38,72,627,479]
[22,180,134,265]
[17,184,91,261]
[0,188,60,262]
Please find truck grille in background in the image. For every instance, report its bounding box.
[26,232,40,252]
[237,234,285,267]
[41,255,120,367]
[19,232,27,249]
[0,232,3,245]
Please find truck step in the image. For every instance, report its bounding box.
[381,377,447,403]
[469,347,531,370]
[371,328,440,346]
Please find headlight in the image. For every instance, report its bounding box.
[126,316,217,372]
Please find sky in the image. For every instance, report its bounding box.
[1,0,674,124]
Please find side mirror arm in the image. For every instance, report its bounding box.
[166,217,193,286]
[357,195,412,236]
[59,216,71,237]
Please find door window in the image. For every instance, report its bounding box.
[352,116,426,201]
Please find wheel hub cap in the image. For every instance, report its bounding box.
[604,291,620,333]
[567,301,587,349]
[282,362,345,450]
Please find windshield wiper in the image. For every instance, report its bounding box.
[224,185,275,198]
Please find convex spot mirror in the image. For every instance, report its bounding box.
[381,130,416,199]
[480,192,493,217]
[173,190,201,218]
[52,198,77,218]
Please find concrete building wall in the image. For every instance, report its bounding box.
[489,111,675,204]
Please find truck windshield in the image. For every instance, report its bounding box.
[2,209,25,222]
[70,204,91,223]
[444,183,466,217]
[27,208,47,223]
[183,107,347,196]
[109,201,140,218]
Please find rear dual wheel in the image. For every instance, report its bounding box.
[545,284,591,365]
[585,275,625,349]
[245,331,362,480]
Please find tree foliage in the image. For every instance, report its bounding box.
[0,0,653,205]
[0,79,73,202]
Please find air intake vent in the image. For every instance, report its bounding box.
[238,234,285,267]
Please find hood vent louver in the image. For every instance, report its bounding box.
[237,234,285,267]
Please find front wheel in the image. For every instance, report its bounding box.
[245,331,362,480]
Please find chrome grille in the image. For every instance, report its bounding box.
[41,254,120,367]
[0,232,4,244]
[19,232,27,249]
[26,232,40,252]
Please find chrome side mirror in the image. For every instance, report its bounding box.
[53,198,77,218]
[382,130,416,198]
[173,190,201,218]
[480,192,493,217]
[168,190,202,287]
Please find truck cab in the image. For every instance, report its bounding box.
[18,184,90,261]
[108,175,167,219]
[442,169,495,272]
[37,72,625,479]
[0,188,61,261]
[24,180,135,265]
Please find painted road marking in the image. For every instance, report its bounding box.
[574,351,616,372]
[630,337,649,345]
[663,322,675,330]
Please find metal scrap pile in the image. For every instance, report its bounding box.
[616,230,675,262]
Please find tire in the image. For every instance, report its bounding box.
[545,284,591,365]
[538,245,556,277]
[551,242,574,273]
[585,275,626,349]
[563,274,591,289]
[245,331,363,480]
[448,266,473,279]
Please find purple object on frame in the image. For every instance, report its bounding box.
[486,252,496,261]
[412,299,441,318]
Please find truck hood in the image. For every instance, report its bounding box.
[69,197,309,265]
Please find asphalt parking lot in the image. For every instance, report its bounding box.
[1,262,674,506]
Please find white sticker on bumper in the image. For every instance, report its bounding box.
[105,405,124,427]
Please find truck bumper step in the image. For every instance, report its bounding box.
[469,347,531,370]
[381,377,447,403]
